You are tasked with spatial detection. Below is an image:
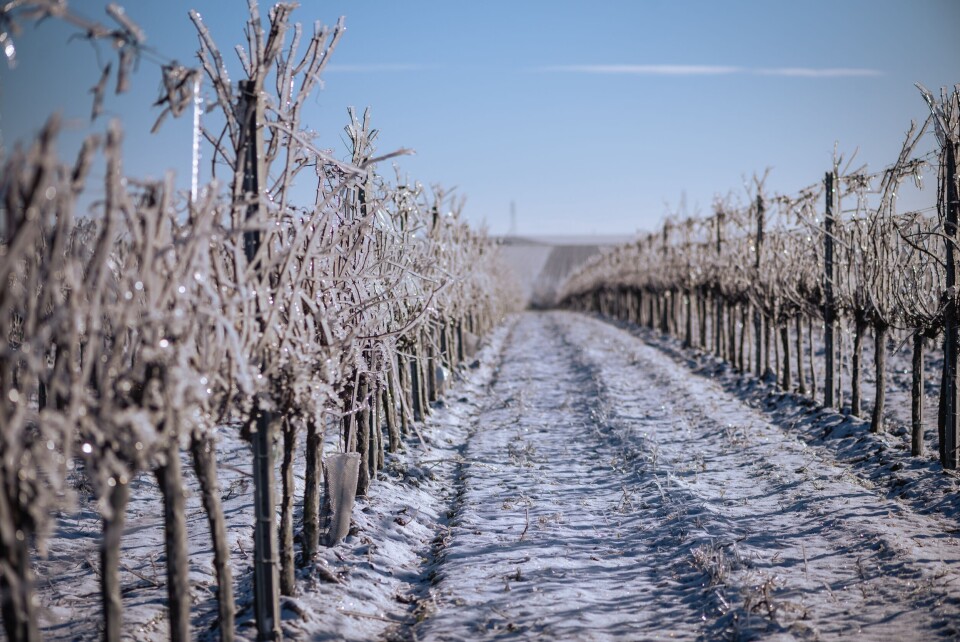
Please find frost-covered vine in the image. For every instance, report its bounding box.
[560,90,957,468]
[0,2,519,640]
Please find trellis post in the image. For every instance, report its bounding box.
[239,78,282,640]
[823,171,837,409]
[754,194,764,377]
[942,136,960,468]
[714,210,725,357]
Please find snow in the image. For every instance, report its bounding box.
[554,312,960,639]
[35,311,960,640]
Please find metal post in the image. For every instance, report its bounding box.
[823,172,837,409]
[943,139,960,468]
[239,79,282,640]
[754,194,764,377]
[714,211,724,357]
[661,223,670,334]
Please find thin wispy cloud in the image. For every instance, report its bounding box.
[533,64,882,78]
[754,67,883,78]
[326,63,435,73]
[536,64,743,75]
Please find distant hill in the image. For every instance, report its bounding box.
[495,234,634,308]
[499,234,635,247]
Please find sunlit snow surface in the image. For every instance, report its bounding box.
[410,313,960,640]
[36,312,960,640]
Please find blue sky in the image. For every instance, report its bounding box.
[1,1,957,235]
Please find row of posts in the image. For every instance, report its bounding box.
[234,79,489,640]
[816,161,958,469]
[575,154,959,471]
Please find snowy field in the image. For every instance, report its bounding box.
[35,312,960,640]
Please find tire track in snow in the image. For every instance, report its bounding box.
[554,310,960,640]
[411,313,722,641]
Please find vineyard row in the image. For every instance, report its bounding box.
[559,84,960,469]
[0,3,518,641]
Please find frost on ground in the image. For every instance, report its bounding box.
[35,312,960,640]
[408,312,960,641]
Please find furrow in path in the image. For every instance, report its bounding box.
[554,310,960,640]
[411,312,716,641]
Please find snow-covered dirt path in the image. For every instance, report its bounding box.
[405,311,960,641]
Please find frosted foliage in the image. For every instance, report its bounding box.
[0,2,521,638]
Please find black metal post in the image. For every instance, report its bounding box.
[239,78,282,641]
